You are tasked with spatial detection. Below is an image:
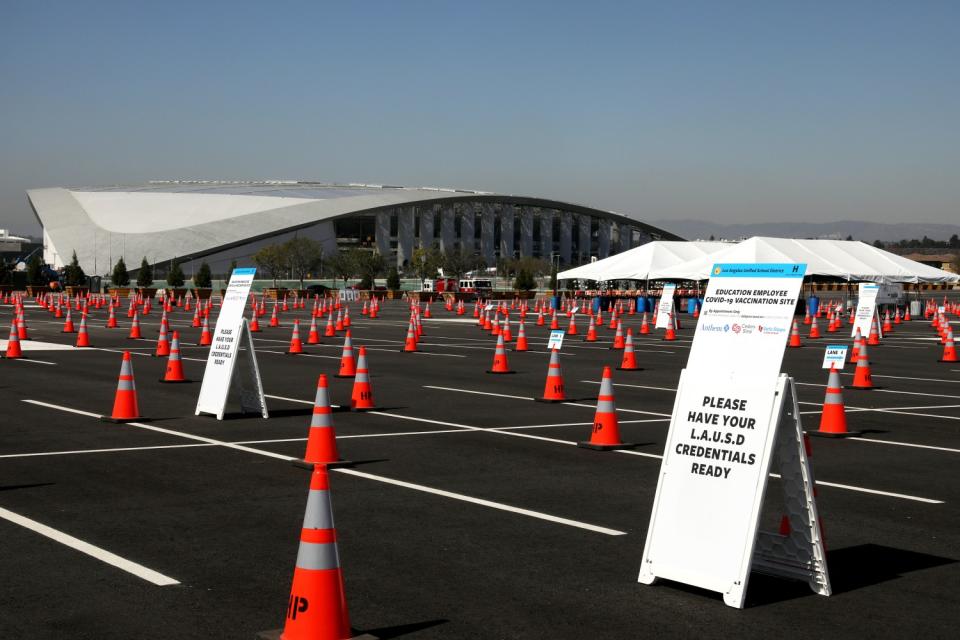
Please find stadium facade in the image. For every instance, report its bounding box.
[27,181,680,277]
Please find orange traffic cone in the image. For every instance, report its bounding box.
[848,342,875,389]
[549,310,559,330]
[578,367,635,450]
[850,328,862,362]
[155,320,171,357]
[296,374,351,468]
[3,321,23,359]
[618,329,641,371]
[261,464,352,640]
[487,334,514,374]
[75,313,91,347]
[610,320,625,349]
[536,349,567,402]
[350,346,376,411]
[288,320,304,354]
[939,328,958,362]
[324,313,336,338]
[336,331,357,378]
[128,311,143,339]
[584,316,597,342]
[269,303,280,327]
[867,317,881,346]
[160,331,190,383]
[307,315,321,345]
[402,319,418,352]
[249,313,261,332]
[639,312,650,335]
[567,313,578,336]
[808,316,821,339]
[199,315,212,346]
[101,351,142,423]
[663,315,677,341]
[809,366,861,437]
[62,308,75,333]
[788,319,803,347]
[514,320,529,352]
[106,305,118,328]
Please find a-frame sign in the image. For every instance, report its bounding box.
[195,268,269,421]
[638,263,830,608]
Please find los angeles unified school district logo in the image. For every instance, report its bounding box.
[713,266,722,276]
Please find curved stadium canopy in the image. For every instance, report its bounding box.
[27,181,680,275]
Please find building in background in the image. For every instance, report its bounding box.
[27,181,680,277]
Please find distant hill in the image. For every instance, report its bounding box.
[652,220,960,243]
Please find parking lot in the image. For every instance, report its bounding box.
[1,295,959,639]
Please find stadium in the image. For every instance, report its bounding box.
[26,181,680,277]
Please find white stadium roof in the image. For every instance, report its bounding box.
[28,181,677,272]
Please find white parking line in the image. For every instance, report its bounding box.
[261,393,944,504]
[333,468,627,536]
[20,399,628,536]
[0,506,180,586]
[422,385,671,417]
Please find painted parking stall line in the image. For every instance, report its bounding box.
[0,506,180,586]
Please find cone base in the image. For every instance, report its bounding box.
[335,374,357,378]
[616,366,643,371]
[486,370,516,374]
[159,378,192,384]
[807,429,863,439]
[350,407,380,412]
[577,441,637,450]
[938,359,959,363]
[535,397,567,403]
[257,629,377,640]
[844,385,882,390]
[291,458,354,470]
[99,415,146,423]
[285,351,304,355]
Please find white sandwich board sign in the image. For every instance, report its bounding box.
[639,263,831,608]
[852,283,881,339]
[655,283,677,329]
[195,268,269,420]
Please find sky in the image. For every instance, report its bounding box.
[1,0,958,236]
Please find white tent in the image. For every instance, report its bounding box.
[557,241,728,282]
[646,237,959,283]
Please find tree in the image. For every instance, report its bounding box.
[27,254,44,286]
[194,261,212,288]
[252,243,289,287]
[325,250,356,287]
[137,257,153,288]
[64,251,86,287]
[949,234,959,249]
[112,257,130,287]
[513,268,536,291]
[386,266,401,290]
[352,249,385,290]
[411,244,443,282]
[443,248,490,280]
[166,260,185,288]
[845,234,854,241]
[872,240,884,249]
[284,237,323,290]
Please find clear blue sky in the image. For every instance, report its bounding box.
[2,0,958,236]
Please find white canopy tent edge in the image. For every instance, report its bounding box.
[559,237,959,285]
